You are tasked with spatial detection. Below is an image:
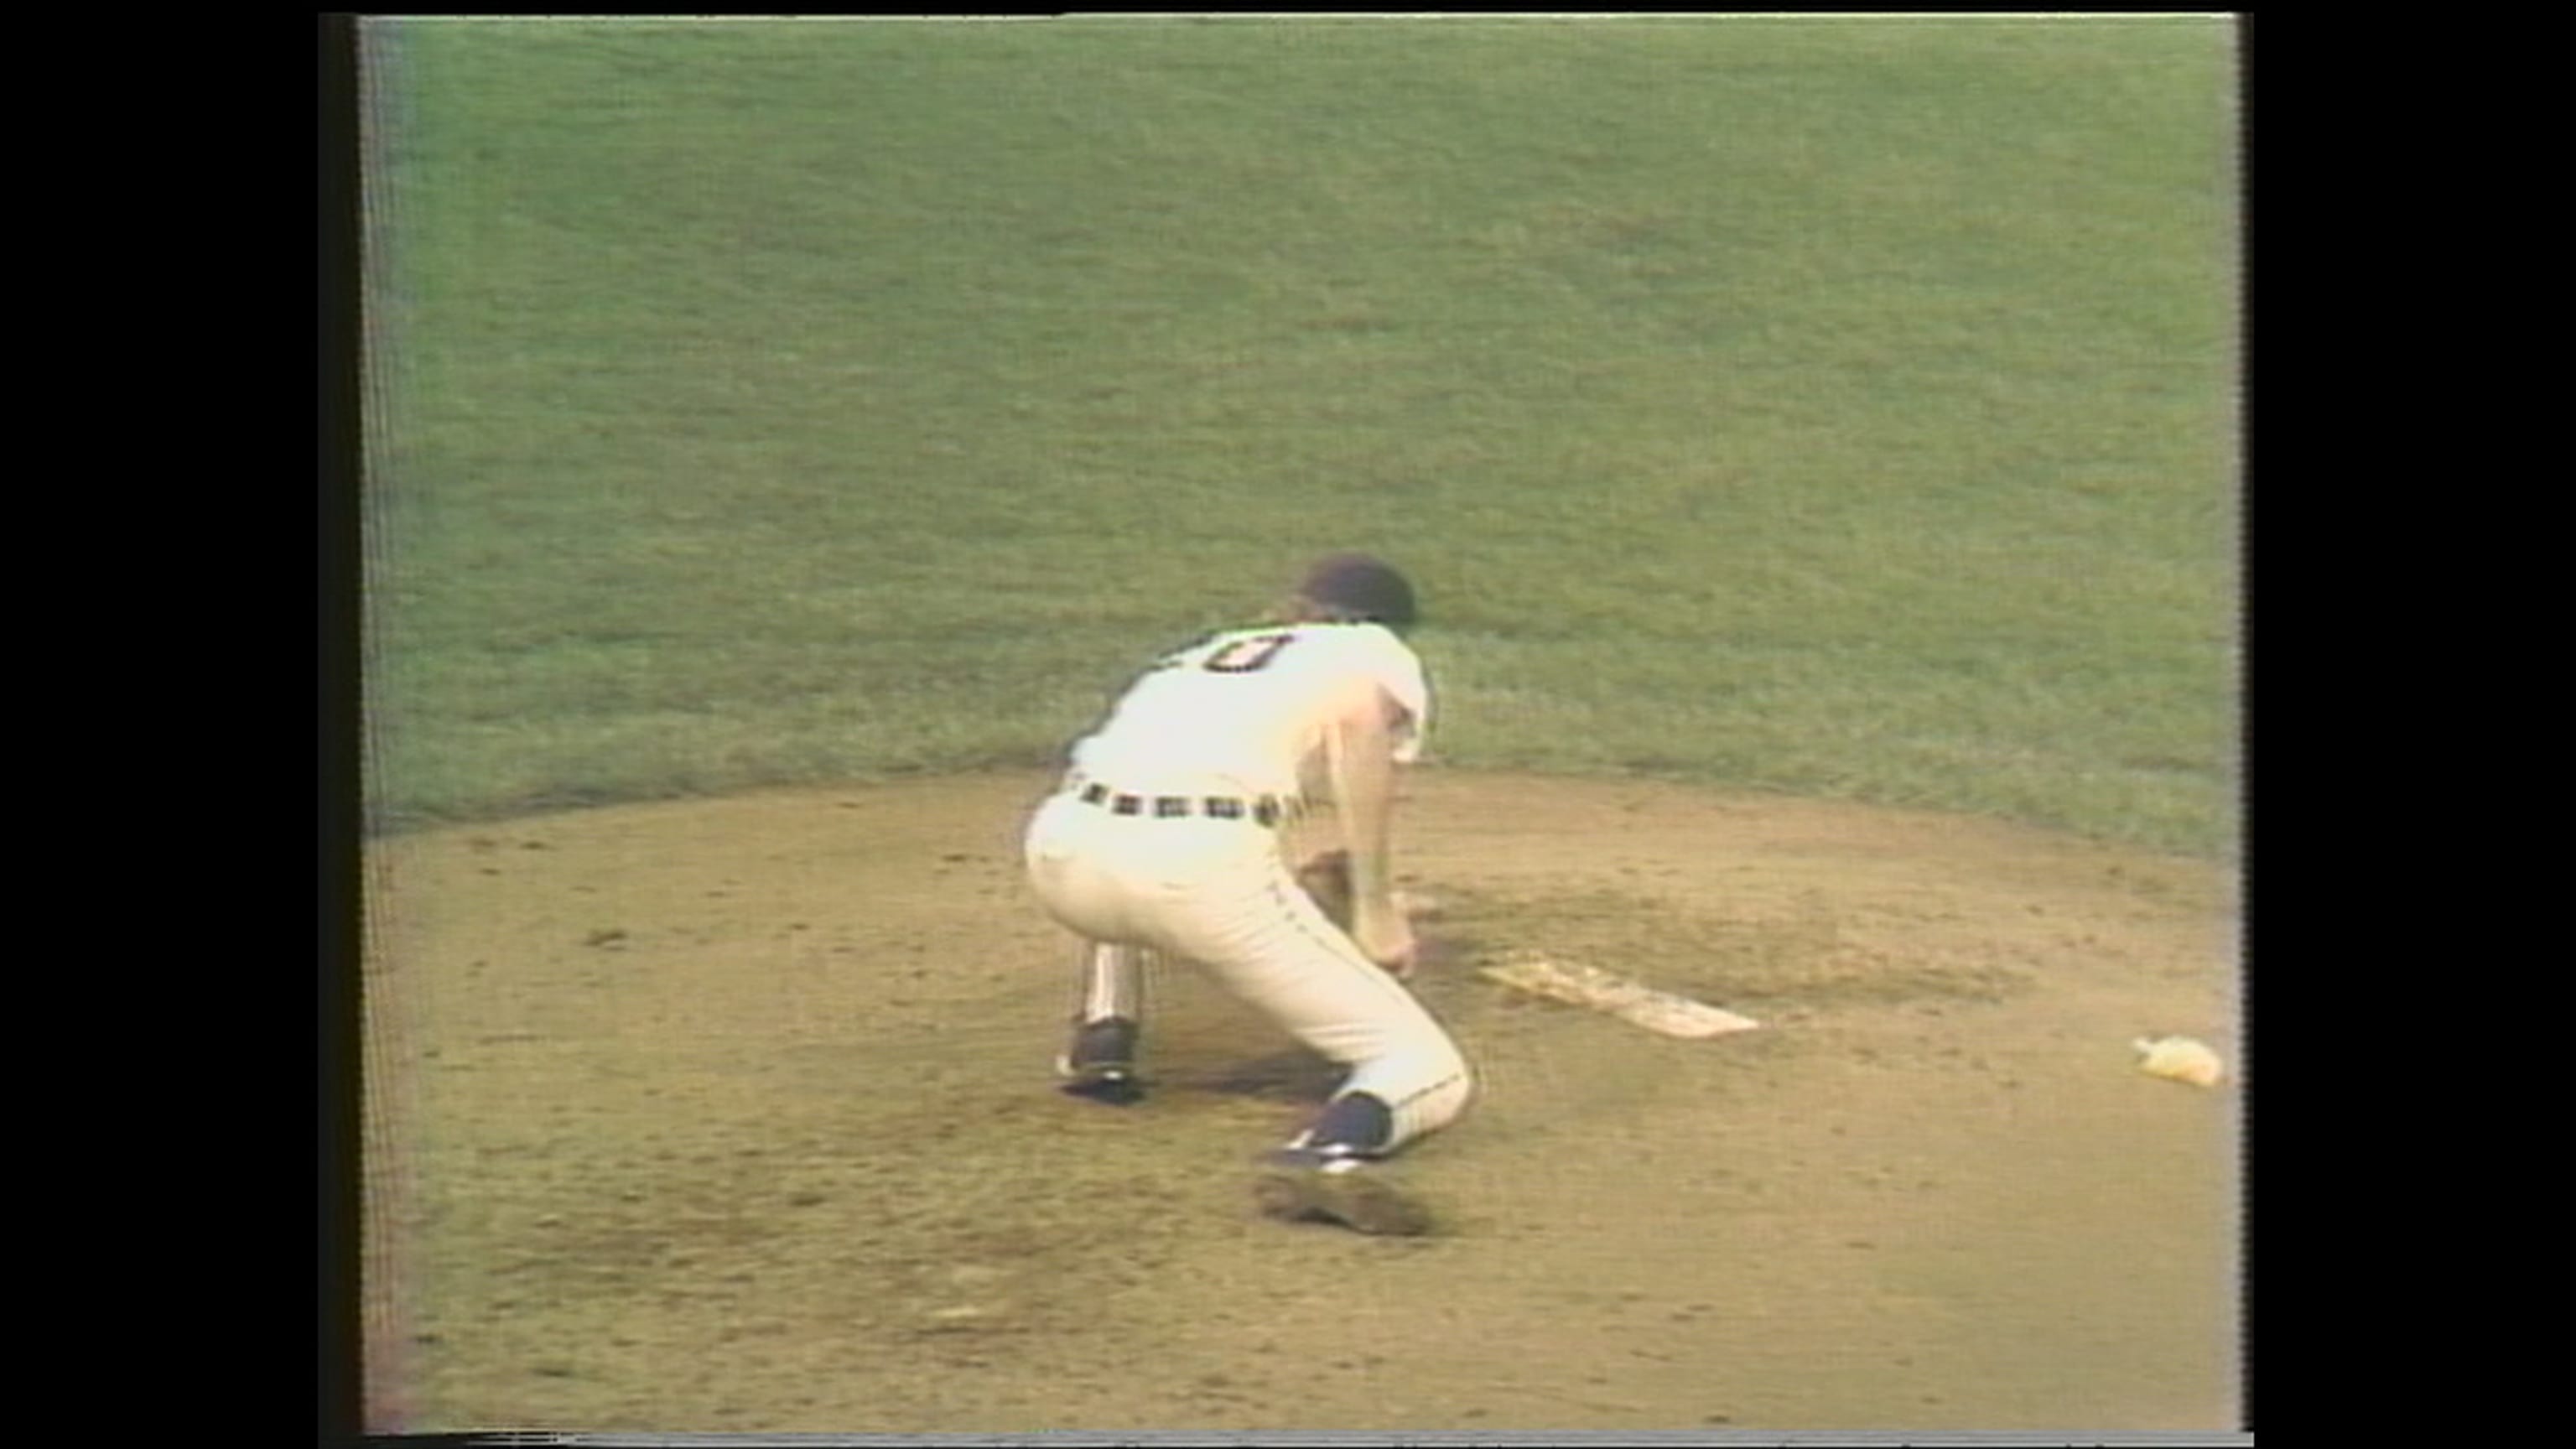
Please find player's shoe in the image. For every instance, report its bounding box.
[1056,1016,1144,1105]
[1251,1147,1434,1237]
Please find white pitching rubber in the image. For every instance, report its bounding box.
[1478,953,1759,1039]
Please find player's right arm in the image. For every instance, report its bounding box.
[1319,673,1418,976]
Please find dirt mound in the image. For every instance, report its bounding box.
[360,770,2241,1433]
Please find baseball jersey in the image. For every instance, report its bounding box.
[1068,621,1431,799]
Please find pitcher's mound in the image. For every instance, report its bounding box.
[361,770,2241,1434]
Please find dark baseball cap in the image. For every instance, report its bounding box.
[1298,553,1418,631]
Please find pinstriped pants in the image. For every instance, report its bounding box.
[1021,787,1473,1151]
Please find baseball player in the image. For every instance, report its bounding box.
[1021,553,1472,1235]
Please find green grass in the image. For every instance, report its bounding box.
[360,15,2240,857]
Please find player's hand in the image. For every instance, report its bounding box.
[1352,904,1419,980]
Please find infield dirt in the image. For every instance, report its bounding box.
[359,769,2241,1433]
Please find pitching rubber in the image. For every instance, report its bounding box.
[1478,952,1759,1039]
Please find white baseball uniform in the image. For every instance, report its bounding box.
[1021,620,1473,1155]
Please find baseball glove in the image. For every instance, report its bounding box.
[1295,849,1358,932]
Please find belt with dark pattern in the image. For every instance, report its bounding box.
[1075,781,1296,828]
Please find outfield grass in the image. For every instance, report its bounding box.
[360,16,2240,857]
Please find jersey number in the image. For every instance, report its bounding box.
[1202,632,1296,673]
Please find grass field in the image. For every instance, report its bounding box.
[358,16,2240,857]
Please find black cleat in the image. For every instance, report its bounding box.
[1057,1017,1144,1105]
[1059,1067,1145,1106]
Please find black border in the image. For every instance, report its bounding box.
[319,11,367,1445]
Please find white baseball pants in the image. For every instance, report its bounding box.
[1021,784,1473,1153]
